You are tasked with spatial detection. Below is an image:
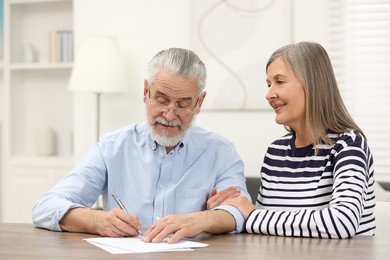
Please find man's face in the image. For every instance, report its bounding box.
[144,70,206,148]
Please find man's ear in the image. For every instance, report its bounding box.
[195,91,207,114]
[143,79,148,103]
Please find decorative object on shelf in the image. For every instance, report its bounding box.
[34,125,56,156]
[22,43,38,63]
[68,35,129,209]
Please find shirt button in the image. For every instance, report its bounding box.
[156,216,160,221]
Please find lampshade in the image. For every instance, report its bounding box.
[69,36,129,93]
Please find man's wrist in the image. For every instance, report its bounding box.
[60,207,100,235]
[201,210,236,234]
[213,205,245,232]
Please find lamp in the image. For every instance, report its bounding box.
[68,36,129,210]
[68,35,128,142]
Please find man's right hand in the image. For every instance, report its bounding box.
[59,207,142,237]
[94,208,142,237]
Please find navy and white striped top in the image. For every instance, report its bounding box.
[246,130,376,238]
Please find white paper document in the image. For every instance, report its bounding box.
[84,237,209,254]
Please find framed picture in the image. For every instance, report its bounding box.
[189,0,292,110]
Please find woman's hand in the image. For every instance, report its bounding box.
[206,186,240,209]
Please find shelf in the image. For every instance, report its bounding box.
[10,0,73,64]
[6,0,74,158]
[11,62,72,70]
[2,0,74,225]
[8,155,73,168]
[11,0,71,5]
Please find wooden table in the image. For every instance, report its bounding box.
[1,223,388,260]
[1,202,389,260]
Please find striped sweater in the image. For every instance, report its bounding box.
[246,130,376,238]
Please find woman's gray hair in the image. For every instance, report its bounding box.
[146,48,207,96]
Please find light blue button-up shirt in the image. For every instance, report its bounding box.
[32,123,250,232]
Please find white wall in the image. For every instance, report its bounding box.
[73,0,190,162]
[73,0,328,177]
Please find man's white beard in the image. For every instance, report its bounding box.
[148,115,196,148]
[150,128,185,147]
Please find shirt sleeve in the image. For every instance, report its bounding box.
[211,141,251,233]
[32,143,107,231]
[213,205,245,232]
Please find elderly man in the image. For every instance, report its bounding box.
[32,47,250,243]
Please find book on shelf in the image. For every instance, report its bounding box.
[49,30,73,63]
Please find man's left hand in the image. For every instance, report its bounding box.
[141,210,236,244]
[141,211,208,244]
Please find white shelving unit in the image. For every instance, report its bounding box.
[1,0,74,223]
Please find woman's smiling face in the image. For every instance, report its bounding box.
[266,58,306,134]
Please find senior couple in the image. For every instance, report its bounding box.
[33,44,376,242]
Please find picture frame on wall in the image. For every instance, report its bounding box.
[189,0,292,111]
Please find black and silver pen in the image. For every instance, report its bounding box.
[111,193,142,235]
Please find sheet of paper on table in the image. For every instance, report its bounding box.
[84,237,209,254]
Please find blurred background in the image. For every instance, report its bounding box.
[0,0,389,223]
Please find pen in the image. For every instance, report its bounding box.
[111,193,128,213]
[111,193,142,235]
